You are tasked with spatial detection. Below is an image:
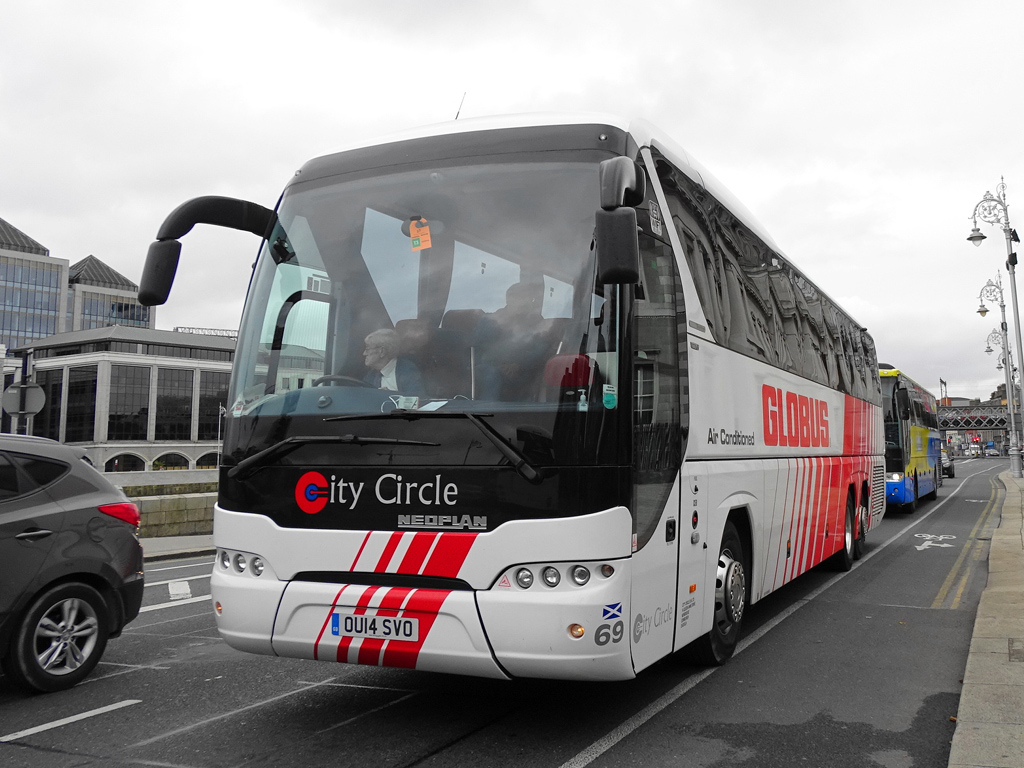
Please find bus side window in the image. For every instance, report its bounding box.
[632,228,685,551]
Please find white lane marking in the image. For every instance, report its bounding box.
[128,680,335,748]
[168,580,193,601]
[559,468,986,768]
[315,691,418,735]
[297,680,417,693]
[145,574,211,588]
[0,700,141,743]
[139,595,211,613]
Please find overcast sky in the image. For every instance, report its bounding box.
[3,0,1023,401]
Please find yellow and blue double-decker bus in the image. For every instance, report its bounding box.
[880,365,941,510]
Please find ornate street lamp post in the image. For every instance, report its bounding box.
[984,322,1018,465]
[970,180,1024,477]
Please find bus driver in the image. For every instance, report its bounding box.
[362,329,425,395]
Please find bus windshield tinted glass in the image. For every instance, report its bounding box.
[228,155,619,454]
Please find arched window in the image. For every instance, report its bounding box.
[196,452,220,469]
[105,454,146,472]
[153,452,189,470]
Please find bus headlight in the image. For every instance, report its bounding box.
[515,568,534,589]
[890,473,903,482]
[233,554,247,573]
[219,550,231,570]
[251,557,265,577]
[571,565,591,586]
[541,567,560,587]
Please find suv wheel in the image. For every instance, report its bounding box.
[2,583,110,693]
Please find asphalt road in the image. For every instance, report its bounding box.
[0,457,1005,768]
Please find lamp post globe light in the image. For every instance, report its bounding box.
[985,322,1018,464]
[970,177,1024,478]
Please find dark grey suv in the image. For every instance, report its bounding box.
[0,435,143,693]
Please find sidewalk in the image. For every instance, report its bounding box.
[141,533,215,561]
[948,470,1024,768]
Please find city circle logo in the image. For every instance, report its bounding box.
[295,471,328,514]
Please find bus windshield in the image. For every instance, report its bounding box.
[225,153,623,468]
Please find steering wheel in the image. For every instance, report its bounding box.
[312,375,373,387]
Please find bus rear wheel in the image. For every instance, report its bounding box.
[853,501,868,560]
[691,520,746,665]
[830,495,856,571]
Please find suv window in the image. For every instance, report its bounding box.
[10,452,69,488]
[0,454,20,499]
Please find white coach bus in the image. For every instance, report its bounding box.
[139,114,885,680]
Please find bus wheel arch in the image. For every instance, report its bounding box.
[690,509,750,666]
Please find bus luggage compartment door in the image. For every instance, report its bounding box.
[272,581,507,679]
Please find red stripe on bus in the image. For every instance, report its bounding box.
[784,459,804,584]
[808,457,825,570]
[381,589,452,669]
[337,586,380,663]
[774,459,795,589]
[797,457,816,577]
[828,459,842,558]
[421,533,478,578]
[313,585,350,661]
[397,532,439,574]
[821,457,836,563]
[349,531,373,571]
[357,587,414,666]
[374,532,406,573]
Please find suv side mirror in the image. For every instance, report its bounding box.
[595,157,645,285]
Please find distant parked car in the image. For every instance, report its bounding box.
[0,435,143,693]
[941,448,955,477]
[985,447,1000,457]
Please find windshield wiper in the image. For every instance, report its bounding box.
[324,411,542,483]
[227,434,440,480]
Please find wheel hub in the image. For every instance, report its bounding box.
[716,552,745,626]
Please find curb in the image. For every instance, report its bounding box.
[948,471,1024,768]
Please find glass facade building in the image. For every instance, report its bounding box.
[22,326,234,473]
[0,219,154,356]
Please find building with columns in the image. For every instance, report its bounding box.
[14,325,234,472]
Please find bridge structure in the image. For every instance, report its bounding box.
[938,404,1011,432]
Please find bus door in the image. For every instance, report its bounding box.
[674,462,708,651]
[629,469,681,673]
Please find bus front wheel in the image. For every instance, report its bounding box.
[691,520,746,665]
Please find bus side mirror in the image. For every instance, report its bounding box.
[139,240,181,306]
[139,196,276,306]
[595,208,640,284]
[595,157,645,285]
[599,157,646,210]
[896,389,911,420]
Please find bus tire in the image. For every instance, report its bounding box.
[830,496,856,571]
[923,468,939,501]
[853,501,868,560]
[691,520,746,665]
[904,476,917,512]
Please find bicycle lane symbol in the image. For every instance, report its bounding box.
[914,534,957,551]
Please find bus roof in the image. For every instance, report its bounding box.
[879,366,936,397]
[297,112,782,253]
[291,112,869,332]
